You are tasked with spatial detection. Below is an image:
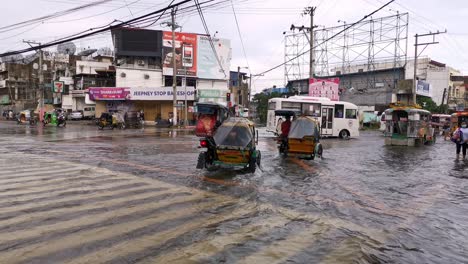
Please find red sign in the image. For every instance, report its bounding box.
[162,31,197,77]
[88,87,130,101]
[309,78,340,101]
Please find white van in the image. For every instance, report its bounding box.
[83,106,96,119]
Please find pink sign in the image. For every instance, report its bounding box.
[308,78,340,101]
[88,87,130,101]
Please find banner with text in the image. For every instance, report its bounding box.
[88,87,130,100]
[128,87,195,101]
[308,78,340,101]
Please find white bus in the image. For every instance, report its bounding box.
[267,96,360,138]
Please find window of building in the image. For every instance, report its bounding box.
[345,109,357,119]
[334,104,344,118]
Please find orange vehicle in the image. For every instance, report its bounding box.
[450,110,468,132]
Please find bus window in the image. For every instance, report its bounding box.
[301,103,321,117]
[282,101,301,110]
[345,109,357,119]
[268,102,277,110]
[334,104,344,118]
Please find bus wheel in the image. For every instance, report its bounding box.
[339,130,350,140]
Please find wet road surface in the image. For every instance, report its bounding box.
[0,121,467,263]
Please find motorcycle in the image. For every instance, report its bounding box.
[57,113,66,127]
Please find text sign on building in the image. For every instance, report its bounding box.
[128,87,195,101]
[52,81,65,93]
[308,78,340,101]
[416,80,432,97]
[197,89,225,98]
[88,87,130,100]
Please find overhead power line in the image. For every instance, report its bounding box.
[230,0,251,74]
[194,0,226,78]
[0,0,113,34]
[255,0,395,76]
[0,0,200,57]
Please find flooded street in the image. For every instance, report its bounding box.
[0,121,467,264]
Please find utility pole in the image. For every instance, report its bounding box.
[304,7,316,79]
[183,67,188,127]
[412,30,447,104]
[23,40,44,121]
[441,87,447,113]
[171,8,178,126]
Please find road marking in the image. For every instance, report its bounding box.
[0,194,208,247]
[0,184,161,215]
[147,215,291,263]
[0,182,148,209]
[236,224,330,264]
[66,201,253,264]
[0,188,180,229]
[5,197,234,263]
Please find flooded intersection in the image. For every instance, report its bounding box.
[0,122,467,263]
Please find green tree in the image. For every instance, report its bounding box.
[253,92,282,124]
[416,96,439,113]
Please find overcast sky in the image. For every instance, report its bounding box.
[1,0,468,93]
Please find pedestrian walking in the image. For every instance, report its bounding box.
[452,122,468,160]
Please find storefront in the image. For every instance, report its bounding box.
[88,86,195,123]
[88,87,130,117]
[128,86,196,123]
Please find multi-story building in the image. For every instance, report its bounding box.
[88,28,231,124]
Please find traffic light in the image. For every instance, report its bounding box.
[226,92,231,102]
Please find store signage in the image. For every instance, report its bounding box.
[52,81,65,93]
[198,89,225,98]
[88,87,130,100]
[128,87,195,101]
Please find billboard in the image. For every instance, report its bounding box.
[111,28,162,57]
[308,78,340,101]
[162,31,197,77]
[197,36,231,80]
[416,80,432,97]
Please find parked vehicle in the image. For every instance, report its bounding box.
[383,103,435,146]
[125,111,143,128]
[83,106,96,119]
[196,117,261,172]
[69,111,83,120]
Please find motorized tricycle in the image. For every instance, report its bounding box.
[383,103,435,146]
[17,110,38,125]
[97,112,125,130]
[276,114,323,160]
[197,117,261,172]
[42,109,66,127]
